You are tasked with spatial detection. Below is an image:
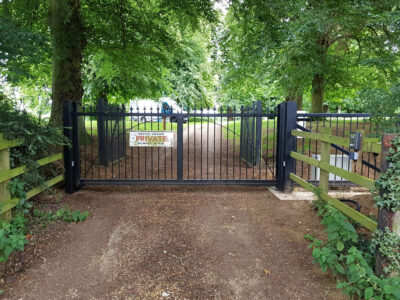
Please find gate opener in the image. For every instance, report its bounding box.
[349,132,362,161]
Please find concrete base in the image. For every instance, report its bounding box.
[269,187,370,201]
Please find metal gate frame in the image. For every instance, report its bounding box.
[63,101,297,194]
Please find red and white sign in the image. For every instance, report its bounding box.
[129,131,174,147]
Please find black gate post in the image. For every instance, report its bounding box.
[177,115,184,181]
[276,101,297,191]
[255,100,263,166]
[63,101,76,194]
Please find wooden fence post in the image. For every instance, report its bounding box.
[375,133,399,276]
[319,127,331,194]
[0,134,12,221]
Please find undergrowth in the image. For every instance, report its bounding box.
[306,136,400,299]
[0,99,88,264]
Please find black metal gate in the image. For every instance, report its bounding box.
[63,100,285,192]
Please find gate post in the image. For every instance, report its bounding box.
[276,101,297,191]
[176,116,184,181]
[63,101,76,194]
[255,100,263,166]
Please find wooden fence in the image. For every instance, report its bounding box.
[0,134,64,220]
[290,127,381,232]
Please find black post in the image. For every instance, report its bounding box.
[255,100,263,166]
[276,101,297,191]
[63,101,75,194]
[177,116,184,181]
[97,98,107,165]
[72,102,80,188]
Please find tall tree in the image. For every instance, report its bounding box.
[218,0,400,111]
[2,0,216,126]
[48,0,85,126]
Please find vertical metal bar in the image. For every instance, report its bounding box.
[164,110,166,179]
[137,107,140,179]
[308,118,312,179]
[207,111,209,179]
[130,107,134,178]
[201,109,203,179]
[83,107,87,177]
[220,107,223,179]
[97,108,100,179]
[272,115,276,179]
[170,114,173,179]
[226,108,229,179]
[187,108,190,179]
[71,102,80,187]
[214,108,216,179]
[194,109,196,179]
[276,102,297,191]
[334,116,339,181]
[150,107,153,179]
[233,108,236,180]
[177,116,183,181]
[266,114,270,179]
[90,113,94,179]
[123,106,127,179]
[63,101,75,194]
[157,106,160,180]
[255,100,262,174]
[117,114,121,178]
[361,117,366,177]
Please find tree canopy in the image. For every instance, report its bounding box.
[217,0,400,111]
[1,0,400,120]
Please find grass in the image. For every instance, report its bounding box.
[84,120,178,136]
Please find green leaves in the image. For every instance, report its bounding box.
[374,136,400,211]
[0,214,27,262]
[217,0,400,110]
[307,197,400,299]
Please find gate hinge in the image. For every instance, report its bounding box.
[283,161,286,167]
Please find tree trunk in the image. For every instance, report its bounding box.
[285,94,303,110]
[48,0,85,127]
[311,74,324,113]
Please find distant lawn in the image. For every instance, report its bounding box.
[84,120,178,136]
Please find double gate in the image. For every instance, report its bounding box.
[63,100,382,194]
[63,100,292,193]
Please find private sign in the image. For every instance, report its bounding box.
[129,131,174,147]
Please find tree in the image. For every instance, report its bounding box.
[2,0,216,126]
[218,0,400,111]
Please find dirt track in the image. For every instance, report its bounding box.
[3,185,345,299]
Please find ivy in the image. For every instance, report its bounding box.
[374,136,400,211]
[370,229,400,275]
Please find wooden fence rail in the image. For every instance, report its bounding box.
[0,134,64,220]
[290,128,380,232]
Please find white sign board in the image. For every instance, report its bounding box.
[129,131,174,147]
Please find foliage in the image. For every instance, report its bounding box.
[0,99,72,262]
[370,228,400,275]
[355,85,400,132]
[0,214,27,262]
[0,205,89,263]
[307,198,400,299]
[216,0,400,111]
[33,207,89,224]
[374,136,400,211]
[0,4,49,84]
[0,100,67,196]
